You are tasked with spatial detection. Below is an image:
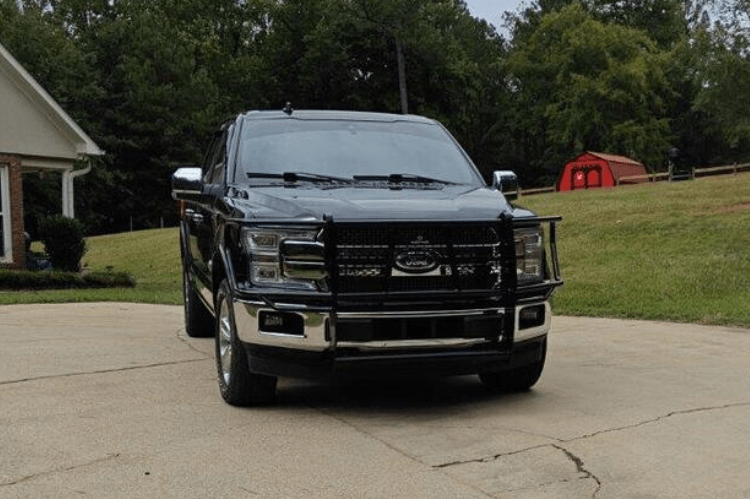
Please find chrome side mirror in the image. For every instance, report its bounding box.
[172,167,204,201]
[492,170,519,201]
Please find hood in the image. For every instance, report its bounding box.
[226,184,514,222]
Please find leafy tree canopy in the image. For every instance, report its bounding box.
[0,0,749,233]
[508,4,675,171]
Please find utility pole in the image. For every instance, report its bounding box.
[396,39,408,115]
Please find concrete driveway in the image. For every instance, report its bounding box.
[1,303,749,498]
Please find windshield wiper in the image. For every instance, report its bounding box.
[246,171,353,184]
[352,173,459,185]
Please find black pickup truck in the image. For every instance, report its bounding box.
[172,109,562,406]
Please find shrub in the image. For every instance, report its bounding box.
[39,215,87,272]
[0,269,135,290]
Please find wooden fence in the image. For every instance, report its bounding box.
[518,161,750,196]
[616,172,670,185]
[615,162,750,186]
[693,162,750,178]
[519,186,556,196]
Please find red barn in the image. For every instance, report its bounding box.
[557,152,648,191]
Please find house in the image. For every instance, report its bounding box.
[557,152,648,191]
[0,42,103,269]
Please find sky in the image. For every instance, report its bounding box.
[463,0,524,31]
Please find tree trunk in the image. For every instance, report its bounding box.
[396,39,408,114]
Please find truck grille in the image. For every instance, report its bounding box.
[336,314,504,342]
[331,223,513,295]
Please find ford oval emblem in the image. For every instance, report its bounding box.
[394,250,440,274]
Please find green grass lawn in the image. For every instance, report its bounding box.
[522,174,750,327]
[2,173,748,327]
[0,228,182,305]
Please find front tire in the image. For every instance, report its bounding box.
[480,340,546,392]
[215,279,277,406]
[183,266,214,338]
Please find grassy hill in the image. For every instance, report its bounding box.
[1,228,182,305]
[522,173,750,327]
[2,173,748,327]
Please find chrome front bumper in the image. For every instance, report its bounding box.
[233,299,551,352]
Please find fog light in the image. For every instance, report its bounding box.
[259,311,304,336]
[519,305,545,330]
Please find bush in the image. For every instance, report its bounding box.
[0,269,135,290]
[39,215,87,272]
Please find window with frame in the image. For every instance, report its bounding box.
[203,130,227,185]
[0,164,11,262]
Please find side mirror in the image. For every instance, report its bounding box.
[172,167,204,201]
[492,170,519,201]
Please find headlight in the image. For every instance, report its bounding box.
[241,227,326,290]
[514,226,544,285]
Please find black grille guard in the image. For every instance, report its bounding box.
[321,215,563,307]
[235,215,563,311]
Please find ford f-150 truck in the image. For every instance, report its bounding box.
[172,109,562,406]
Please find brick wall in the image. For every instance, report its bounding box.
[0,154,25,269]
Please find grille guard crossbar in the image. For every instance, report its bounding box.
[320,215,563,308]
[233,215,563,311]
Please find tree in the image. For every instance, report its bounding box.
[5,0,745,221]
[62,0,265,232]
[255,0,513,178]
[588,0,689,48]
[692,30,750,157]
[507,4,676,177]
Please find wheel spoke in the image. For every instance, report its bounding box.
[183,271,191,310]
[218,302,233,384]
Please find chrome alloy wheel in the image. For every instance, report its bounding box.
[214,279,277,405]
[218,298,234,385]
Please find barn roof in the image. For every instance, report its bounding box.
[585,152,643,166]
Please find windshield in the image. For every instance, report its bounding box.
[235,117,483,186]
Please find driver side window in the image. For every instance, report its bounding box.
[203,130,227,185]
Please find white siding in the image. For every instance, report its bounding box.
[0,65,79,160]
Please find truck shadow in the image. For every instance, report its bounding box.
[270,375,544,413]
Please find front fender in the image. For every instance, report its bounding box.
[214,222,244,297]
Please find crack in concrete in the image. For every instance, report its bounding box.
[434,443,553,469]
[308,404,496,498]
[430,400,750,496]
[561,401,750,443]
[0,453,121,487]
[0,357,211,387]
[552,444,602,498]
[436,443,603,497]
[429,401,750,497]
[434,400,750,470]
